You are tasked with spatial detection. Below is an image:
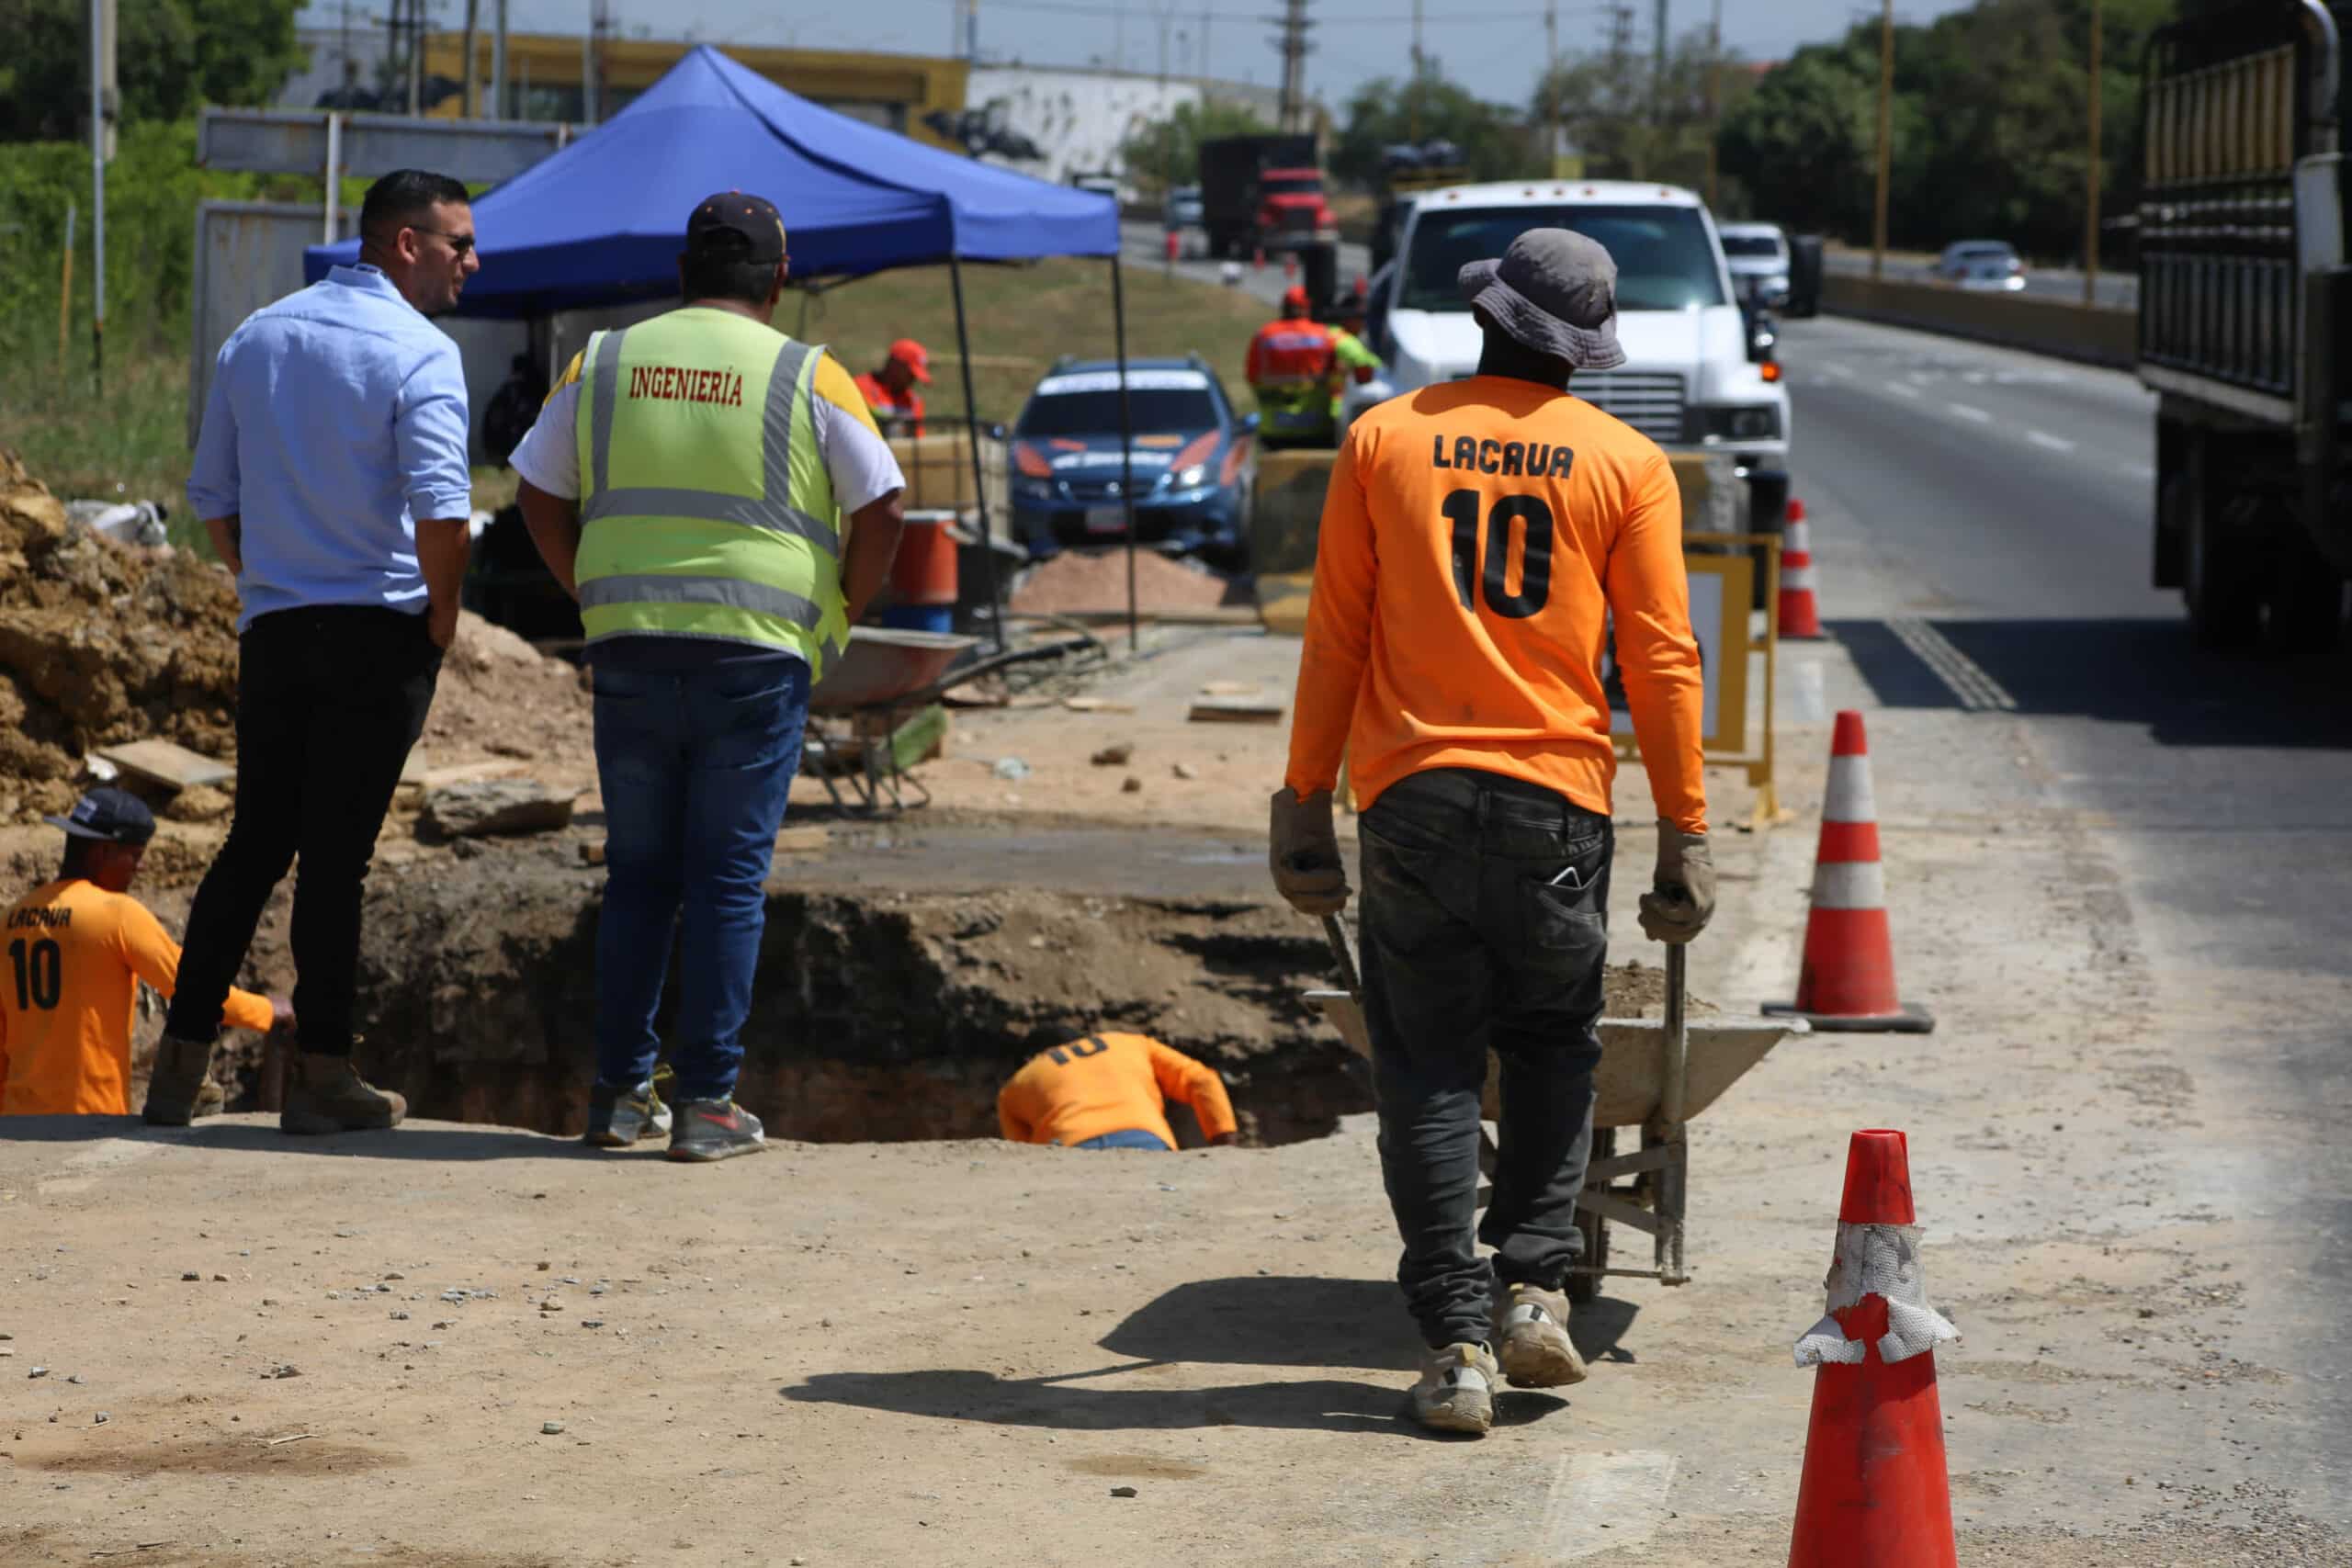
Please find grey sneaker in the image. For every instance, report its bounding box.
[1496,1282,1588,1389]
[583,1070,673,1148]
[281,1054,406,1135]
[666,1099,765,1163]
[142,1033,221,1126]
[1408,1342,1499,1436]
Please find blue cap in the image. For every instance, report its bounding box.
[44,785,157,846]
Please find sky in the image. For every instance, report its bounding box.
[334,0,1983,108]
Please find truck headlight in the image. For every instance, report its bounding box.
[1764,274,1790,295]
[1698,405,1783,443]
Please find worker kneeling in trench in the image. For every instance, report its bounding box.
[997,1031,1238,1152]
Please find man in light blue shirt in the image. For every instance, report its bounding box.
[151,170,480,1138]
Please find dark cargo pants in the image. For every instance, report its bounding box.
[1357,767,1611,1350]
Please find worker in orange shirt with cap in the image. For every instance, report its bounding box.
[1245,285,1342,449]
[998,1031,1238,1151]
[854,339,932,438]
[2,787,284,1119]
[1269,229,1715,1437]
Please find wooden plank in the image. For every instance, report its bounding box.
[1060,696,1136,715]
[775,826,832,853]
[1187,698,1285,724]
[92,739,233,792]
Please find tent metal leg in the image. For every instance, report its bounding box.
[1110,254,1138,654]
[947,254,1006,654]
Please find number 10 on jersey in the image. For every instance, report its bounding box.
[1442,489,1555,619]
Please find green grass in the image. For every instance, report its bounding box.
[785,255,1271,424]
[0,254,1270,554]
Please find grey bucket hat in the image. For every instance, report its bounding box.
[1458,228,1627,371]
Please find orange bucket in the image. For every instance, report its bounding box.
[888,517,959,606]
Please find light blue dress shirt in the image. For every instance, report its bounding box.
[187,264,473,632]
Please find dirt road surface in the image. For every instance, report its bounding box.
[6,313,2350,1565]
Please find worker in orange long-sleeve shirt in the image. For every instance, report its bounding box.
[997,1032,1238,1152]
[1268,230,1715,1437]
[1,788,284,1120]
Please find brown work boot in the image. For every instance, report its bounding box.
[142,1034,222,1127]
[281,1053,406,1135]
[1494,1282,1588,1389]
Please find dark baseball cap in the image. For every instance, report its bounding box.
[685,190,786,265]
[44,785,156,846]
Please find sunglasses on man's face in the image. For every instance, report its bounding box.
[410,226,476,257]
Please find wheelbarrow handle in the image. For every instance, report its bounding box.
[1322,914,1363,1003]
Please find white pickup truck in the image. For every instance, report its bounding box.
[1359,178,1792,525]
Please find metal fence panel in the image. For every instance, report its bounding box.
[197,107,568,184]
[188,201,357,449]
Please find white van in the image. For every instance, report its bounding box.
[1364,180,1790,491]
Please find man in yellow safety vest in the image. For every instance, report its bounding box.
[512,190,907,1163]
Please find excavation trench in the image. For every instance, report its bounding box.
[153,832,1679,1148]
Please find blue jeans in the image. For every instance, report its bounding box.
[589,658,809,1101]
[1074,1129,1173,1151]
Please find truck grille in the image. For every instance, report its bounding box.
[1574,371,1686,443]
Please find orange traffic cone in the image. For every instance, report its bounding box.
[1779,497,1824,639]
[1787,1129,1959,1568]
[1766,712,1934,1032]
[1283,253,1297,280]
[1253,245,1266,271]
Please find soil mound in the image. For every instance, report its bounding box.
[1010,548,1237,615]
[0,450,243,821]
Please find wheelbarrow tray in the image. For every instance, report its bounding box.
[808,627,981,716]
[1305,991,1802,1128]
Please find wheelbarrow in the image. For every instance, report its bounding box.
[801,626,1102,817]
[1306,919,1805,1303]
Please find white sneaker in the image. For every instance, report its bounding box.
[1496,1283,1588,1388]
[1408,1342,1499,1436]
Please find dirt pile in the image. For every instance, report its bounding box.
[0,450,243,820]
[417,613,592,766]
[1010,547,1238,615]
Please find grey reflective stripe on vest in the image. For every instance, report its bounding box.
[589,327,628,496]
[582,330,835,550]
[578,487,841,554]
[576,572,823,628]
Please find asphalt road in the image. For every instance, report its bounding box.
[1781,313,2352,1517]
[1118,220,1374,310]
[1822,246,2140,310]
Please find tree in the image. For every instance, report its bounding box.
[1535,27,1759,195]
[0,0,304,142]
[1331,75,1532,188]
[1119,98,1272,194]
[1716,51,1877,235]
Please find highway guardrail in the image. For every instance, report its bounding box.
[1820,274,2135,369]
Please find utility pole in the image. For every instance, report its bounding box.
[1704,0,1721,208]
[1272,0,1312,134]
[1157,6,1170,85]
[86,0,112,389]
[1871,0,1893,281]
[2085,0,2102,307]
[462,0,478,116]
[492,0,507,118]
[408,0,425,117]
[1408,0,1422,141]
[1544,2,1558,175]
[1652,0,1668,125]
[968,1,981,62]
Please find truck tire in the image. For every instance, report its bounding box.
[2186,492,2263,651]
[2267,536,2347,655]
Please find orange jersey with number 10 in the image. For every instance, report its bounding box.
[1284,375,1706,833]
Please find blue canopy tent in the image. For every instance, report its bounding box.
[305,45,1149,648]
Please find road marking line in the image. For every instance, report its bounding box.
[1538,1450,1679,1560]
[1824,362,1857,378]
[1888,617,2018,712]
[2026,431,2075,452]
[1947,403,1994,423]
[1883,381,1922,399]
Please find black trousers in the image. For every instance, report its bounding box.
[165,606,440,1055]
[1357,767,1612,1349]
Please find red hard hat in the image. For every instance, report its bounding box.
[1282,285,1310,310]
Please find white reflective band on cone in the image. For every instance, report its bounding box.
[1824,754,1876,823]
[1782,565,1819,592]
[1786,521,1811,553]
[1811,861,1886,908]
[1792,1223,1960,1367]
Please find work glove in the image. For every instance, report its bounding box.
[1269,787,1351,917]
[1637,822,1715,944]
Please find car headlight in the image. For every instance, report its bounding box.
[1698,405,1783,443]
[1174,464,1208,490]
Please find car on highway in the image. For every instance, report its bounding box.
[1933,239,2027,291]
[1163,185,1204,230]
[1364,179,1791,533]
[1718,220,1792,309]
[1009,355,1257,564]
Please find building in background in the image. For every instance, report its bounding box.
[963,65,1285,192]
